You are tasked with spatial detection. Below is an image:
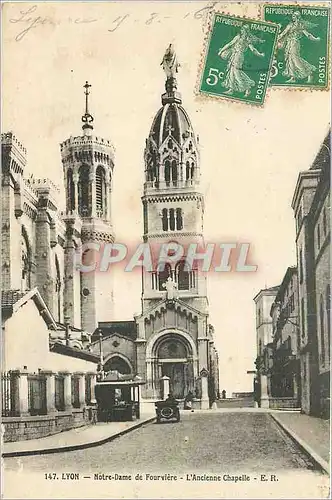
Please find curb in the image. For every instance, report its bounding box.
[2,416,156,458]
[270,413,330,474]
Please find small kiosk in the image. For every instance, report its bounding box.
[95,371,145,422]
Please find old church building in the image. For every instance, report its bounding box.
[2,46,220,419]
[91,46,219,407]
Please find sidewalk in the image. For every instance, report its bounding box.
[2,414,155,457]
[270,411,330,473]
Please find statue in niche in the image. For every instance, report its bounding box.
[163,276,178,300]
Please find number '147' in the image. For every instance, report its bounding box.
[205,68,224,86]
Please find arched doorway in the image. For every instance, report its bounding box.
[154,334,194,399]
[104,355,132,376]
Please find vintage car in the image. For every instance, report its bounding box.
[155,399,180,423]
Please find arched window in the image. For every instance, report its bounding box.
[67,169,75,212]
[96,166,106,217]
[55,255,62,323]
[158,263,171,291]
[165,160,170,184]
[104,356,132,375]
[320,295,325,363]
[169,208,175,231]
[191,162,195,180]
[326,285,330,359]
[171,160,177,183]
[299,249,304,283]
[162,208,168,231]
[21,229,31,291]
[186,161,190,180]
[147,159,156,182]
[158,337,188,359]
[176,261,190,290]
[176,208,183,230]
[78,165,90,217]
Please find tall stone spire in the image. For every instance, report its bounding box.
[81,81,94,134]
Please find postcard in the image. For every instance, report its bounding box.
[1,1,330,499]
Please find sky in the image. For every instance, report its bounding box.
[2,1,330,395]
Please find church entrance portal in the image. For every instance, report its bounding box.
[161,362,186,399]
[153,334,194,399]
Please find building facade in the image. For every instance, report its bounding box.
[135,45,219,406]
[1,84,115,440]
[291,131,330,417]
[253,286,279,407]
[2,47,220,432]
[270,267,300,405]
[1,287,99,442]
[91,46,220,407]
[1,82,115,340]
[254,132,330,417]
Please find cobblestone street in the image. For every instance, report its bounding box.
[3,412,321,473]
[4,412,328,499]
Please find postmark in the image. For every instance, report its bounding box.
[263,4,330,89]
[198,12,279,106]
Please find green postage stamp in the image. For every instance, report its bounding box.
[263,4,330,89]
[199,13,279,105]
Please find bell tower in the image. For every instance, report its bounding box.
[135,46,219,406]
[142,45,207,312]
[60,82,115,333]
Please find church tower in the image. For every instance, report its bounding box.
[135,46,219,407]
[1,133,28,291]
[60,82,115,333]
[142,44,207,310]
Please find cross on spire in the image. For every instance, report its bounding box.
[84,81,91,114]
[166,124,174,135]
[81,80,94,132]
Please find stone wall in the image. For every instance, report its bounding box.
[268,397,300,409]
[2,408,92,442]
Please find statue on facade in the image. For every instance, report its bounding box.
[162,276,178,300]
[161,44,180,78]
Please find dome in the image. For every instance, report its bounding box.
[149,102,196,148]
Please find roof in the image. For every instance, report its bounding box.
[49,341,99,363]
[308,149,330,224]
[56,322,85,333]
[96,380,145,387]
[292,132,330,211]
[96,373,145,386]
[149,103,195,148]
[309,131,330,171]
[275,266,297,304]
[2,288,57,330]
[253,286,279,302]
[103,371,134,382]
[93,321,137,341]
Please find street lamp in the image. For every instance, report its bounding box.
[98,329,104,380]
